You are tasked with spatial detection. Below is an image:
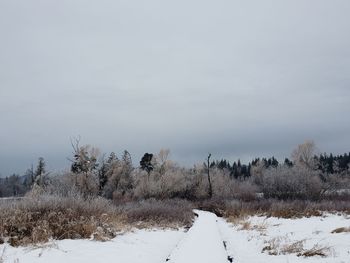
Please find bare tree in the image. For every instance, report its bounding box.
[207,153,213,198]
[291,140,318,170]
[157,148,170,176]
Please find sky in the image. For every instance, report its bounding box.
[0,0,350,176]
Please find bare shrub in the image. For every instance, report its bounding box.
[321,174,350,201]
[197,197,228,217]
[133,166,208,200]
[261,166,322,200]
[120,199,194,227]
[222,199,350,220]
[232,180,259,201]
[211,170,235,199]
[209,168,259,201]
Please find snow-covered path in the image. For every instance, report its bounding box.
[166,210,231,263]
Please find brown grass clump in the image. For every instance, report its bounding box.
[297,244,331,257]
[0,194,123,246]
[331,227,350,234]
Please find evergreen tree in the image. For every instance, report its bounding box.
[34,157,46,187]
[140,153,154,176]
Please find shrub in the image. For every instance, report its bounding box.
[120,198,194,227]
[222,199,350,220]
[261,166,322,200]
[132,168,208,200]
[0,193,122,246]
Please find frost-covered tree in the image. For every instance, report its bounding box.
[291,140,318,170]
[34,157,46,187]
[69,138,100,197]
[102,151,134,199]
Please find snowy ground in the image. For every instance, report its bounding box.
[0,229,185,263]
[218,213,350,263]
[1,211,349,263]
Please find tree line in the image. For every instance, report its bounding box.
[0,140,349,200]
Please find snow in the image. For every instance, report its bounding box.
[218,213,350,263]
[0,229,185,263]
[1,210,349,263]
[166,210,228,263]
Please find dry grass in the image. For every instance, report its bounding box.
[231,218,267,233]
[262,237,330,257]
[297,244,331,257]
[0,194,124,246]
[282,240,305,254]
[262,236,287,255]
[220,199,350,220]
[0,195,195,247]
[239,221,252,231]
[120,198,194,228]
[331,227,350,234]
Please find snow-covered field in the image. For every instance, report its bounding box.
[1,211,349,263]
[219,214,350,263]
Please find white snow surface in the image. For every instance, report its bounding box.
[218,213,350,263]
[0,229,185,263]
[166,210,228,263]
[1,210,349,263]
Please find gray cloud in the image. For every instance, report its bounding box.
[1,0,350,175]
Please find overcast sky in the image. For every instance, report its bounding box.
[0,0,349,176]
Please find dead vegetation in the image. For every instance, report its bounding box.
[0,194,122,246]
[199,198,350,221]
[297,244,331,257]
[0,194,195,247]
[262,237,331,257]
[230,218,268,235]
[119,198,194,228]
[331,227,350,234]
